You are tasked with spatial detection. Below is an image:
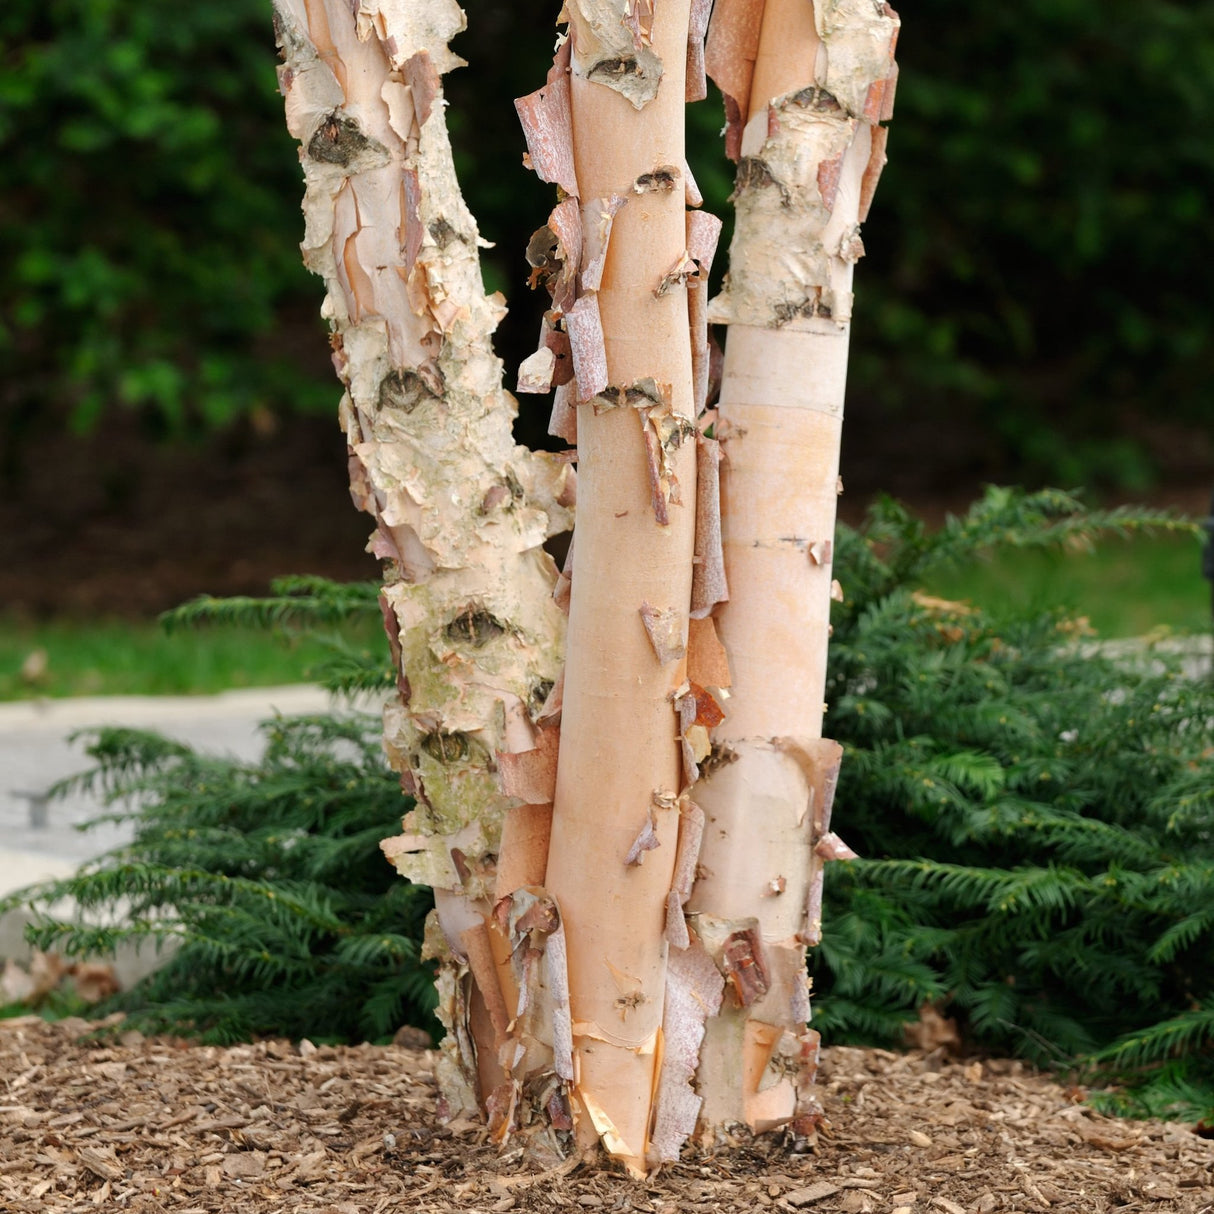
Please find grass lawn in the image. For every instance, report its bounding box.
[1,533,1209,702]
[923,531,1211,638]
[0,616,389,701]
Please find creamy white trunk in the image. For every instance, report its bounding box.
[273,0,572,1116]
[276,0,898,1171]
[687,0,899,1136]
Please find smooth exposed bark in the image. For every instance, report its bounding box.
[273,0,573,1117]
[510,0,723,1175]
[686,0,898,1137]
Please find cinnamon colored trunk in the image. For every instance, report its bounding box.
[511,0,706,1174]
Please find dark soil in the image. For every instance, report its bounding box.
[4,409,1210,621]
[0,414,378,618]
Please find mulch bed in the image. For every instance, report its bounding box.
[1,1017,1211,1213]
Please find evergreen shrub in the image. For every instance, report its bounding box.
[816,488,1214,1120]
[4,492,1212,1121]
[1,580,432,1043]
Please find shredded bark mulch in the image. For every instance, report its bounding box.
[1,1016,1211,1213]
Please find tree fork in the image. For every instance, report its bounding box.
[686,0,899,1136]
[273,0,573,1116]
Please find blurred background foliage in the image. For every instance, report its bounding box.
[2,0,1212,492]
[0,0,330,466]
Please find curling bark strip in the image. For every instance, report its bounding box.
[273,0,573,1116]
[686,0,898,1137]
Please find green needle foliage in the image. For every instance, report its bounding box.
[1,713,434,1045]
[162,575,383,634]
[5,488,1213,1125]
[815,487,1214,1121]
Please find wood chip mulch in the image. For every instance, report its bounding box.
[1,1016,1211,1213]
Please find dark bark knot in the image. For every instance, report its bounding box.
[786,85,844,115]
[732,157,790,205]
[590,57,643,83]
[420,731,472,764]
[528,679,555,718]
[377,369,440,414]
[307,113,377,167]
[428,218,462,249]
[634,166,679,194]
[773,291,832,326]
[445,607,508,649]
[661,416,697,453]
[698,743,739,780]
[594,381,667,412]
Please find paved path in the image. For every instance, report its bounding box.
[0,685,371,979]
[0,685,345,878]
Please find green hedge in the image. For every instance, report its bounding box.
[4,2,1213,485]
[0,1,327,441]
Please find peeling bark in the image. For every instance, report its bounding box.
[687,0,898,1141]
[278,0,895,1171]
[566,0,665,109]
[274,0,571,1117]
[511,0,704,1175]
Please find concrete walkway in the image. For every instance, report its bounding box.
[0,685,344,878]
[0,685,371,980]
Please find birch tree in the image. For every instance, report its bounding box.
[275,0,896,1176]
[686,0,899,1135]
[506,0,897,1162]
[511,0,719,1174]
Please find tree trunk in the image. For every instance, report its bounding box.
[685,0,899,1138]
[508,0,724,1175]
[272,0,574,1116]
[275,0,898,1174]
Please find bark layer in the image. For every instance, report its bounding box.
[274,0,572,1116]
[687,0,898,1137]
[512,0,713,1175]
